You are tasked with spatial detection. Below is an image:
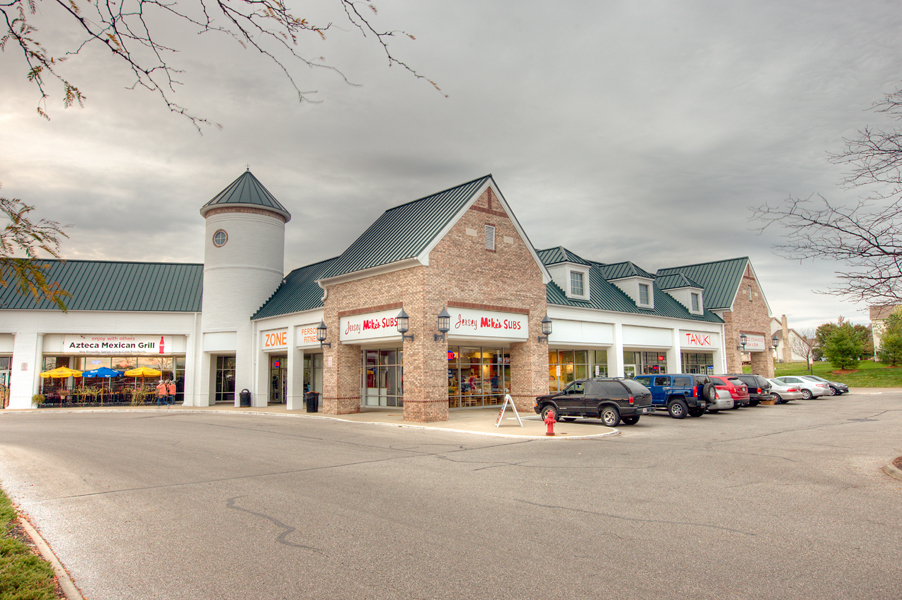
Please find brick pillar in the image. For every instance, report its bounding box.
[510,313,550,412]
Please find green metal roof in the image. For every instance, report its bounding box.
[199,170,291,222]
[0,260,203,312]
[656,258,749,310]
[541,250,722,323]
[536,247,590,266]
[594,261,656,281]
[252,257,337,319]
[319,175,492,280]
[655,272,702,290]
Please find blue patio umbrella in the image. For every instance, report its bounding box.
[82,367,123,402]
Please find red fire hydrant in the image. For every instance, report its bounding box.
[544,410,556,436]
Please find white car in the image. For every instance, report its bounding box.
[707,388,735,412]
[770,376,830,400]
[767,378,804,404]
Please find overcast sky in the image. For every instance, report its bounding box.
[3,0,901,331]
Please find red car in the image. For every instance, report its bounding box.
[709,375,750,408]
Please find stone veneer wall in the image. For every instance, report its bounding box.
[722,263,775,378]
[320,187,548,422]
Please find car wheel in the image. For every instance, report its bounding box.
[600,405,620,427]
[668,399,688,419]
[773,393,783,403]
[689,408,704,417]
[702,382,717,402]
[749,400,760,406]
[541,405,559,422]
[830,386,841,396]
[621,416,640,425]
[801,389,813,400]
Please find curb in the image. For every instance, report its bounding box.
[883,459,902,482]
[0,408,621,440]
[18,516,84,600]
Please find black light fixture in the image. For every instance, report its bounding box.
[538,314,552,343]
[397,308,414,342]
[435,308,451,342]
[771,335,779,350]
[737,332,747,351]
[316,320,331,349]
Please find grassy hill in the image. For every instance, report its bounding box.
[764,360,902,388]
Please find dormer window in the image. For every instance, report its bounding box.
[639,283,650,305]
[570,271,584,296]
[691,292,700,312]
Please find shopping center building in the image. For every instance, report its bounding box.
[0,172,774,420]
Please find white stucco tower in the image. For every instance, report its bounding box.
[195,170,291,406]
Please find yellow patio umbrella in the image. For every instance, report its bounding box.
[124,366,163,392]
[40,366,83,378]
[124,367,162,377]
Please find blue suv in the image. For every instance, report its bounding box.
[632,373,716,419]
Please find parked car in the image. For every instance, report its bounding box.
[709,375,750,408]
[632,373,715,419]
[534,378,655,427]
[799,375,849,396]
[767,378,804,404]
[708,387,735,412]
[725,373,772,406]
[770,376,829,400]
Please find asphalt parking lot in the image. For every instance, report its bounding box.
[0,391,900,600]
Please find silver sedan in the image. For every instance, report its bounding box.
[767,378,805,403]
[770,375,830,400]
[707,387,735,412]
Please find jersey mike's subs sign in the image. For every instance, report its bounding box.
[339,307,529,342]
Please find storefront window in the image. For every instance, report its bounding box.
[362,349,403,407]
[448,346,509,408]
[303,353,323,394]
[215,356,236,403]
[548,349,606,392]
[681,352,714,374]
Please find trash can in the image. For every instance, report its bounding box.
[305,391,320,413]
[239,388,251,407]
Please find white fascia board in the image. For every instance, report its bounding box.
[417,177,553,284]
[252,308,325,330]
[316,258,423,289]
[547,304,723,331]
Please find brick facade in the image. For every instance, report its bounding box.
[320,187,548,422]
[721,264,775,377]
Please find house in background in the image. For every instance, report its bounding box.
[870,304,901,359]
[770,315,811,363]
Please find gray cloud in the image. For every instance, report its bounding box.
[3,0,902,330]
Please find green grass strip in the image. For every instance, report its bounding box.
[750,359,902,387]
[0,487,59,600]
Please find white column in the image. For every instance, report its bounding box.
[610,323,624,377]
[8,332,40,409]
[669,328,682,373]
[286,326,305,411]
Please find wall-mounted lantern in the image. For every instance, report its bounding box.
[737,332,747,351]
[538,314,552,343]
[316,320,331,349]
[397,308,414,343]
[434,308,451,342]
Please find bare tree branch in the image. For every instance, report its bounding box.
[2,0,442,130]
[752,84,902,306]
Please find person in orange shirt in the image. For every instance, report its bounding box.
[155,381,167,406]
[166,380,176,405]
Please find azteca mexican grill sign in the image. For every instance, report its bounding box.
[63,335,170,355]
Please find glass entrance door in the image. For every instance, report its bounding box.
[623,364,637,378]
[269,355,287,404]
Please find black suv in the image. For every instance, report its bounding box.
[725,373,772,406]
[534,378,655,427]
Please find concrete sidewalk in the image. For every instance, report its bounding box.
[3,403,621,439]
